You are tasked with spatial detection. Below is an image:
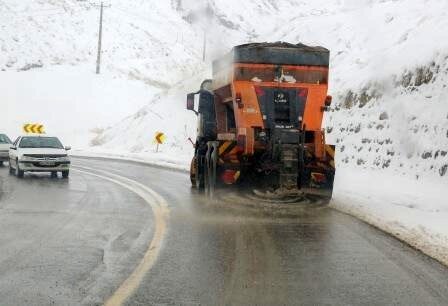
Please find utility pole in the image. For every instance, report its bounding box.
[202,4,213,62]
[95,2,109,74]
[202,29,206,62]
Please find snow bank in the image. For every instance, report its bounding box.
[72,149,190,172]
[331,168,448,266]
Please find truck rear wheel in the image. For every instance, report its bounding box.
[194,156,205,189]
[190,158,197,186]
[205,142,219,197]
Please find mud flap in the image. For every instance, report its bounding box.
[306,144,336,198]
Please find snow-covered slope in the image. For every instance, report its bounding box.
[2,0,448,264]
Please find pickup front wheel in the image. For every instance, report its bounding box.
[16,160,24,178]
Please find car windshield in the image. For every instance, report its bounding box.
[0,134,12,144]
[19,137,64,149]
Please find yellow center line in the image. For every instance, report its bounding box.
[72,166,170,306]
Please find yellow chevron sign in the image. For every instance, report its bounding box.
[23,123,45,134]
[154,132,166,145]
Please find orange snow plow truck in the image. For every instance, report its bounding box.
[187,42,335,198]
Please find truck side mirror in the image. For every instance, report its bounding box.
[187,93,198,115]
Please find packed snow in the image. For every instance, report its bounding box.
[1,0,448,265]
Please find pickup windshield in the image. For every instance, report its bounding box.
[19,137,64,149]
[0,134,11,144]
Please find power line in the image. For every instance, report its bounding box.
[109,6,192,48]
[0,5,81,15]
[111,5,151,23]
[0,6,87,18]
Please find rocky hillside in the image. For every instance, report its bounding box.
[328,57,448,179]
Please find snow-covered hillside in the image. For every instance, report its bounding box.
[2,0,448,264]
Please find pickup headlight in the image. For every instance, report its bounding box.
[20,155,34,161]
[57,156,70,162]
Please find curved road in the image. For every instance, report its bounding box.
[0,157,448,305]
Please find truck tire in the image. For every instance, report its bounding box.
[190,158,197,187]
[209,146,218,197]
[204,153,210,194]
[62,171,69,179]
[0,161,3,167]
[195,156,205,189]
[205,141,219,197]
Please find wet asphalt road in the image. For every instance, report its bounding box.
[1,158,448,305]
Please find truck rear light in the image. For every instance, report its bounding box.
[297,88,308,98]
[254,86,265,97]
[325,95,332,106]
[235,92,244,108]
[221,170,240,184]
[311,172,326,184]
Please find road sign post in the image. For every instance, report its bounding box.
[154,132,166,152]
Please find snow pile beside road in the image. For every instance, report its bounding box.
[331,168,448,266]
